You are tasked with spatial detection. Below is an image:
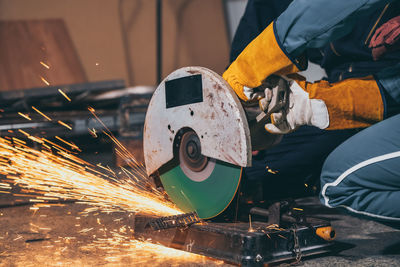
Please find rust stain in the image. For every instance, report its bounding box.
[213,83,224,91]
[167,125,174,134]
[220,102,229,117]
[206,92,214,107]
[187,70,199,75]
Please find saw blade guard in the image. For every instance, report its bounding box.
[143,66,252,176]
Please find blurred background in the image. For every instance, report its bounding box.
[0,0,250,167]
[0,0,324,167]
[0,0,247,88]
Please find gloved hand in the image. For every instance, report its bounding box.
[369,16,400,61]
[262,80,329,134]
[223,23,303,101]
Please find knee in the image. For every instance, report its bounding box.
[318,140,356,209]
[319,148,400,221]
[319,153,342,208]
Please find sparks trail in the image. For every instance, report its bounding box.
[80,232,216,265]
[87,106,153,193]
[58,89,71,102]
[55,136,81,152]
[57,120,72,130]
[18,112,31,121]
[0,98,217,264]
[31,106,52,121]
[0,135,179,216]
[40,76,50,86]
[0,134,208,265]
[40,61,50,69]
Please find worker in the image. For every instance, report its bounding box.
[223,0,400,221]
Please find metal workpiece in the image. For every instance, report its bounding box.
[146,211,202,230]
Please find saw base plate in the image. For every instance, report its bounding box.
[134,214,336,266]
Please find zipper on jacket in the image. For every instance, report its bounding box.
[364,3,390,45]
[330,42,341,57]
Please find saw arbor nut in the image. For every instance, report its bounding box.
[179,130,208,173]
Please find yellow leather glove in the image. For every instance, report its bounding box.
[298,77,384,129]
[261,76,384,132]
[223,22,304,101]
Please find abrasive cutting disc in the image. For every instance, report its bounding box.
[160,161,241,219]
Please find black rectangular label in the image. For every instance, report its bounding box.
[165,74,203,108]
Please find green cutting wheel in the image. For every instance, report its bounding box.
[159,130,242,219]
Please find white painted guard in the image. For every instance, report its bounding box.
[143,67,252,176]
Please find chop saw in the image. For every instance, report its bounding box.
[143,66,284,219]
[138,67,336,265]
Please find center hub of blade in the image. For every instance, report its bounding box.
[178,130,216,182]
[186,140,198,159]
[179,131,208,172]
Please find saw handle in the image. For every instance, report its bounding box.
[243,76,290,151]
[255,75,290,124]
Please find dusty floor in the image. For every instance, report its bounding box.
[0,145,399,266]
[293,197,400,266]
[0,202,225,267]
[0,196,399,266]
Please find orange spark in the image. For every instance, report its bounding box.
[40,61,50,69]
[58,89,71,102]
[0,135,180,216]
[12,137,26,145]
[55,136,81,152]
[0,109,218,266]
[42,138,74,153]
[293,207,303,211]
[32,106,52,121]
[18,129,30,137]
[266,166,278,174]
[40,76,50,86]
[58,120,72,130]
[18,112,31,121]
[88,128,97,138]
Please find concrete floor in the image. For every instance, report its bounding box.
[1,195,399,266]
[293,197,400,266]
[0,202,223,267]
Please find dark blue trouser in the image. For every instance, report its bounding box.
[320,114,400,221]
[243,126,357,199]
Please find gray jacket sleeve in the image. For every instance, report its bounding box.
[275,0,395,58]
